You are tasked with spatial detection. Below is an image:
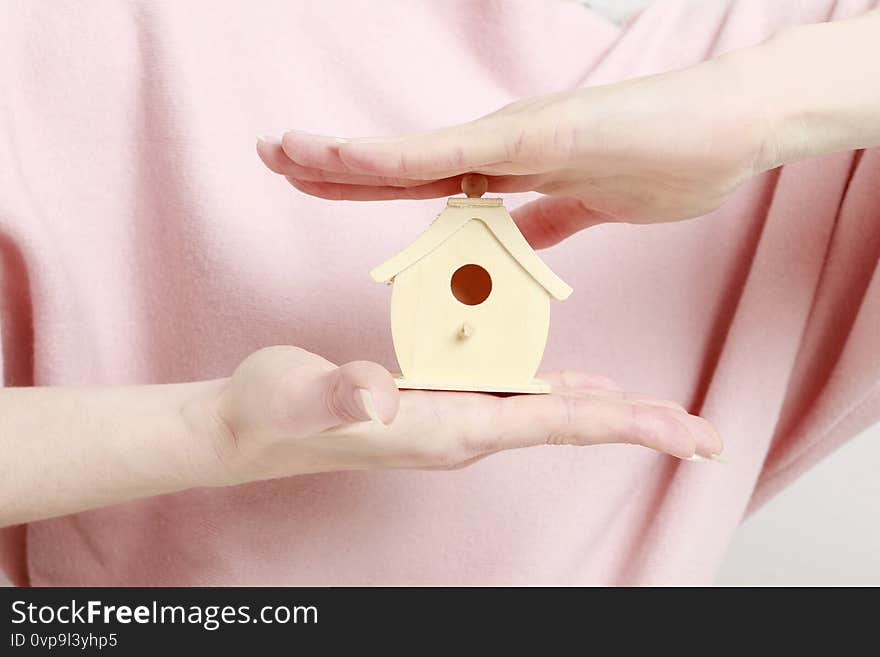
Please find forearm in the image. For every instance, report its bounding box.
[740,9,880,170]
[0,380,222,527]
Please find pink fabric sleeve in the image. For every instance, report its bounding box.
[624,0,880,512]
[577,0,880,513]
[749,149,880,511]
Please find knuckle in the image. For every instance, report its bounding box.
[534,200,569,246]
[546,395,577,445]
[447,432,478,466]
[556,369,587,389]
[422,440,467,469]
[591,375,618,391]
[431,422,487,467]
[628,405,658,443]
[556,370,575,388]
[452,145,466,167]
[320,371,357,424]
[402,411,465,468]
[629,406,688,448]
[455,419,485,458]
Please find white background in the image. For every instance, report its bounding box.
[2,0,877,588]
[716,425,880,585]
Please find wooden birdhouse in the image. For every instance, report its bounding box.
[371,175,572,393]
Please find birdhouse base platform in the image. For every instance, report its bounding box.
[393,377,551,394]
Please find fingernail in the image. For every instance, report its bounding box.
[257,134,280,145]
[283,130,348,144]
[684,454,727,464]
[356,388,383,424]
[282,129,308,142]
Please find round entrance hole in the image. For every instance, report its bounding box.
[450,264,492,306]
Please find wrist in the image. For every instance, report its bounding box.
[734,13,880,172]
[744,23,833,171]
[177,378,241,488]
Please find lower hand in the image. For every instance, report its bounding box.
[190,346,723,487]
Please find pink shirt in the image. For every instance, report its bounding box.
[1,0,878,585]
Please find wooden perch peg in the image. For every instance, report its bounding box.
[457,322,474,340]
[461,174,488,198]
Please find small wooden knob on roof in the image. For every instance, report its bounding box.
[461,174,488,198]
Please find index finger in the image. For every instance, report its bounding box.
[280,120,518,179]
[486,393,704,459]
[409,388,711,461]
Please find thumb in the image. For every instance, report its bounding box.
[512,196,612,249]
[317,360,401,427]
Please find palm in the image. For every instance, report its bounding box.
[210,348,722,485]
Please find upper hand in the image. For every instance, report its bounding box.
[258,54,769,248]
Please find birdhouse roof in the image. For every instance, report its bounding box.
[370,197,573,300]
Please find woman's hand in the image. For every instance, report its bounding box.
[258,10,880,248]
[192,346,723,487]
[258,56,768,249]
[0,344,721,527]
